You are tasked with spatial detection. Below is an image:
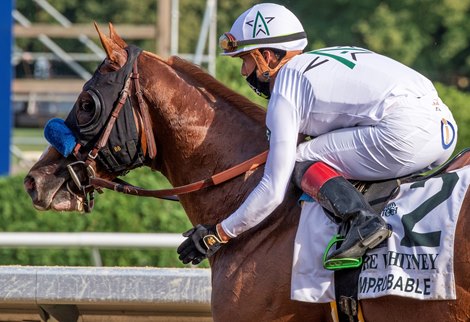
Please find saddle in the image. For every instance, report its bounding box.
[356,147,470,213]
[333,147,470,322]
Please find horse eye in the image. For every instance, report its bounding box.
[79,99,94,112]
[75,92,96,126]
[78,92,95,112]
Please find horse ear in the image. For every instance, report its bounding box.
[94,21,127,67]
[108,22,127,48]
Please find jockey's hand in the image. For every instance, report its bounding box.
[177,224,229,265]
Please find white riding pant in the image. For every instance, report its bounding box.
[296,93,458,180]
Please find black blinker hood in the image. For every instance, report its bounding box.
[65,45,145,174]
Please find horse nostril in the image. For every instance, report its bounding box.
[24,175,36,193]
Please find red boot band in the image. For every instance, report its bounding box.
[300,162,341,199]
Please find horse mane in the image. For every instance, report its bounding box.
[164,55,267,125]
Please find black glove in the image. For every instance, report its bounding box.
[177,224,228,265]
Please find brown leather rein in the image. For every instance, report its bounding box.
[90,150,268,201]
[71,59,268,207]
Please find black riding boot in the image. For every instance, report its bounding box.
[293,161,391,260]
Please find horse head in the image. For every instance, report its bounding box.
[24,23,136,212]
[24,23,268,220]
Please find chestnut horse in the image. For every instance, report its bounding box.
[24,25,469,321]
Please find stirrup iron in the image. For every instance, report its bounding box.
[322,235,363,270]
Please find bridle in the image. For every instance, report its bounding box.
[66,56,156,211]
[64,48,268,212]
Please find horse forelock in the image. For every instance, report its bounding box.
[144,52,266,125]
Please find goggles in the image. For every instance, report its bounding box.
[219,31,307,53]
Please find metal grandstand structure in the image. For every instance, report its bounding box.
[13,0,217,127]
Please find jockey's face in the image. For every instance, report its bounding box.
[239,52,257,77]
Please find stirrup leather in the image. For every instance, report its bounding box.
[323,235,362,270]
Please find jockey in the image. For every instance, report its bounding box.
[177,3,457,267]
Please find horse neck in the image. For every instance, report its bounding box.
[140,54,269,225]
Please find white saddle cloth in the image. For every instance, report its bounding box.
[291,166,470,303]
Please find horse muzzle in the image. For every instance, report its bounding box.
[24,170,84,212]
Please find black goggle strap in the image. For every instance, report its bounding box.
[220,31,307,52]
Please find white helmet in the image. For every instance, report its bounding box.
[219,3,308,56]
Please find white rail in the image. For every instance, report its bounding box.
[0,232,184,248]
[0,232,185,266]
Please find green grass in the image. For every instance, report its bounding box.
[14,128,43,137]
[11,128,48,174]
[13,127,48,151]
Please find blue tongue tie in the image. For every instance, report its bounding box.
[44,118,77,157]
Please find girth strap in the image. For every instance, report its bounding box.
[335,267,362,322]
